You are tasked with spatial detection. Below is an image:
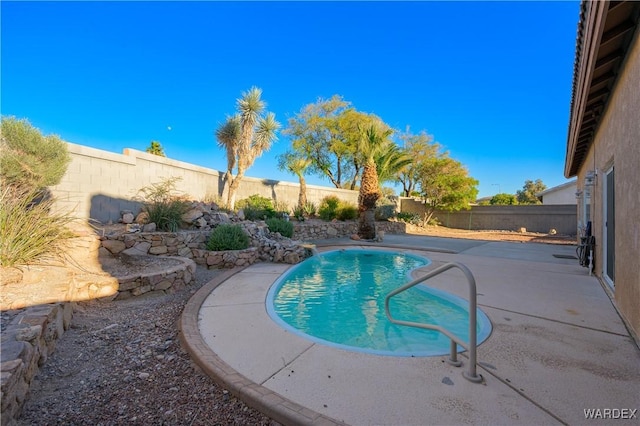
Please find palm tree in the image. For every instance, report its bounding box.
[145,141,166,157]
[278,151,311,209]
[215,87,280,209]
[374,140,412,184]
[357,125,393,239]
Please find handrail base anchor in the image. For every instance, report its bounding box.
[463,372,484,383]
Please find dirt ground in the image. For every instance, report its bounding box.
[403,223,576,245]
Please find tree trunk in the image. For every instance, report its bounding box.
[358,209,377,240]
[358,161,381,239]
[220,171,231,207]
[297,174,307,209]
[227,173,243,210]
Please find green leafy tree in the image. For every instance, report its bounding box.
[283,95,351,188]
[357,126,393,239]
[215,87,280,210]
[417,155,479,223]
[396,129,440,197]
[277,151,311,209]
[1,116,70,191]
[338,109,386,190]
[490,193,518,205]
[145,140,166,157]
[284,95,390,190]
[516,179,546,204]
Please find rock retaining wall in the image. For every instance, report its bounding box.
[111,257,196,301]
[1,303,73,426]
[292,220,406,240]
[99,220,405,270]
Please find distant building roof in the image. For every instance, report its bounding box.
[537,180,577,197]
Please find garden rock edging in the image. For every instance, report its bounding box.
[98,220,407,270]
[106,255,197,301]
[1,303,73,426]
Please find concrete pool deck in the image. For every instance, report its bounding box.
[180,236,640,425]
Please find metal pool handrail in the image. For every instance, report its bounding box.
[384,261,483,383]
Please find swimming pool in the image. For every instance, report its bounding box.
[266,249,492,356]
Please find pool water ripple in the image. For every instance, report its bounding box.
[266,249,492,356]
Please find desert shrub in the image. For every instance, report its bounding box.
[292,205,306,221]
[397,212,440,227]
[375,197,397,221]
[136,177,190,231]
[237,194,277,220]
[1,117,71,192]
[206,224,250,251]
[266,217,294,238]
[0,186,76,267]
[396,212,417,223]
[293,201,317,221]
[243,206,278,221]
[236,194,273,210]
[303,201,317,217]
[375,204,396,221]
[336,204,358,220]
[318,195,341,221]
[273,200,290,215]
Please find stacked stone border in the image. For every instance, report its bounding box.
[112,257,196,301]
[1,303,73,426]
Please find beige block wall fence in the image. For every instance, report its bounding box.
[51,144,359,223]
[400,199,577,235]
[51,143,578,235]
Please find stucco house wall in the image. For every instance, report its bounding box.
[575,29,640,340]
[566,1,640,342]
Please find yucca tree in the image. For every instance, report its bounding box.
[278,151,311,209]
[357,125,393,239]
[215,87,280,209]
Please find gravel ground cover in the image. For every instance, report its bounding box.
[16,265,276,426]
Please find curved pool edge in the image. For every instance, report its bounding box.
[179,266,347,426]
[266,248,492,357]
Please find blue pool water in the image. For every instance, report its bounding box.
[266,249,492,356]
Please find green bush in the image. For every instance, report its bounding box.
[0,186,76,267]
[336,204,358,220]
[318,196,341,221]
[237,194,277,220]
[318,196,358,221]
[137,177,190,232]
[206,224,250,251]
[236,194,273,210]
[292,205,306,221]
[243,206,277,221]
[1,117,71,192]
[396,212,417,223]
[266,218,294,238]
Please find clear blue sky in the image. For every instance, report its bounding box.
[1,1,580,198]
